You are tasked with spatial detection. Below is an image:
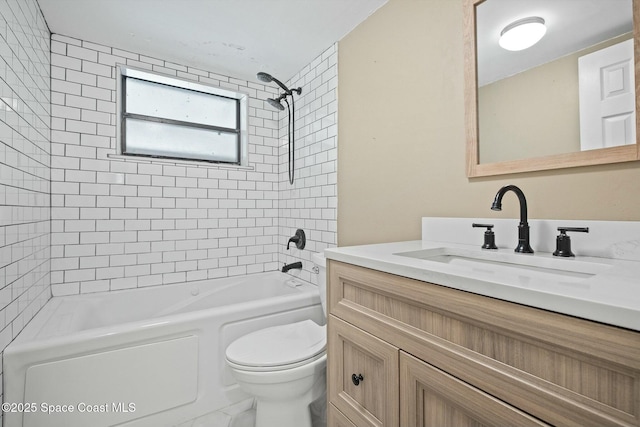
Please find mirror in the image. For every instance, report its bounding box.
[464,0,640,177]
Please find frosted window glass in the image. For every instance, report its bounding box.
[125,78,237,129]
[124,118,239,163]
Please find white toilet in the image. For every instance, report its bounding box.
[225,252,328,427]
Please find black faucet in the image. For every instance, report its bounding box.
[491,185,534,254]
[282,261,302,273]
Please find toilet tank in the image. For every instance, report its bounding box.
[311,252,327,317]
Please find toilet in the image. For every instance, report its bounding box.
[225,252,328,427]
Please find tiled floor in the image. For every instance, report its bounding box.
[176,393,327,427]
[176,398,256,427]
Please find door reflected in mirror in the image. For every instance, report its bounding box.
[464,0,640,177]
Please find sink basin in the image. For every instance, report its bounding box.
[394,247,611,283]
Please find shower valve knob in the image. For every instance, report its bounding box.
[286,229,306,250]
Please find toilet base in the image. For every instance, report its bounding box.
[227,354,327,427]
[254,371,325,427]
[256,404,310,427]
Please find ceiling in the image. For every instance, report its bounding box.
[37,0,388,83]
[477,0,632,86]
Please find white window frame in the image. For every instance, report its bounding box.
[116,66,249,166]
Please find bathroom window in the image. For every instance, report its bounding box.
[118,67,248,165]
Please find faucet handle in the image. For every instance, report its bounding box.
[557,227,589,234]
[472,223,494,229]
[472,223,498,250]
[286,229,306,250]
[553,227,589,257]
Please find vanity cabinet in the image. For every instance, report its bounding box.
[326,260,640,427]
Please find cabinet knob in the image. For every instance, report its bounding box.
[351,373,364,386]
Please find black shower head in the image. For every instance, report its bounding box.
[266,97,285,111]
[256,71,292,94]
[257,72,273,83]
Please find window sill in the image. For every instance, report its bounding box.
[107,154,255,171]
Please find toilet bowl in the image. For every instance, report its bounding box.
[225,252,328,427]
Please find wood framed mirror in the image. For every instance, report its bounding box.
[464,0,640,177]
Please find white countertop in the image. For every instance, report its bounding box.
[325,239,640,332]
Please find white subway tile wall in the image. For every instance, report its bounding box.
[0,0,51,412]
[50,34,337,295]
[278,44,338,283]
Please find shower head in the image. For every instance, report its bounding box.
[266,97,285,111]
[256,71,292,94]
[257,72,273,83]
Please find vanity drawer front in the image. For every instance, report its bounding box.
[328,403,358,427]
[400,351,550,427]
[328,260,640,427]
[328,316,399,427]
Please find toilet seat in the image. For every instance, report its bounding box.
[226,320,326,372]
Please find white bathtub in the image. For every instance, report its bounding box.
[3,272,323,427]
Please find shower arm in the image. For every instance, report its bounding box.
[277,87,302,97]
[269,77,301,96]
[270,76,293,94]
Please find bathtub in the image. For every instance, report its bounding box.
[3,272,323,427]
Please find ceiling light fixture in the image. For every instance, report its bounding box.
[499,17,546,51]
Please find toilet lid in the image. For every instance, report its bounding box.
[226,320,326,368]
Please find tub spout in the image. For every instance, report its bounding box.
[282,261,302,273]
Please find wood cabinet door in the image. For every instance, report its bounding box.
[400,352,550,427]
[328,316,399,427]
